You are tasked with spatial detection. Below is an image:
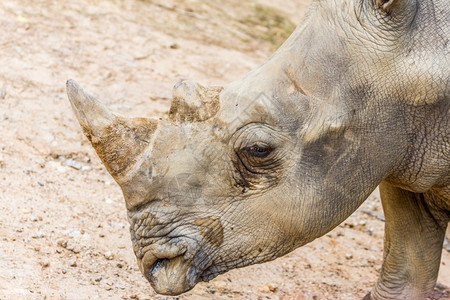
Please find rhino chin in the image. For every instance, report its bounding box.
[142,255,201,295]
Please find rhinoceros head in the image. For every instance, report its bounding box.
[67,0,445,295]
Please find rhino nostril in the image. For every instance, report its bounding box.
[148,166,153,178]
[151,258,168,276]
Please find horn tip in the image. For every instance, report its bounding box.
[66,79,83,103]
[66,79,78,92]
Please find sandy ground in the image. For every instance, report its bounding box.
[0,0,448,299]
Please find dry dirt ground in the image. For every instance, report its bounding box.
[0,0,448,299]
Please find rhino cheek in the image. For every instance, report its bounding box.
[193,217,224,247]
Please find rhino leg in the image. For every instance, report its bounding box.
[366,182,449,300]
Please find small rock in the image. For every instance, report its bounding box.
[116,263,123,268]
[37,181,44,187]
[169,43,179,49]
[63,158,82,170]
[104,251,114,260]
[81,165,92,172]
[69,261,77,267]
[258,284,277,293]
[57,239,68,248]
[294,292,309,300]
[95,276,102,282]
[61,269,67,274]
[0,84,6,99]
[66,244,80,254]
[130,292,151,300]
[34,246,41,252]
[32,231,45,238]
[345,253,353,260]
[40,261,50,268]
[29,216,39,222]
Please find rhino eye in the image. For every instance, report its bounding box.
[237,142,280,176]
[244,144,272,158]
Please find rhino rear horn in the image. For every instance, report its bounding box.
[169,80,222,122]
[66,80,158,179]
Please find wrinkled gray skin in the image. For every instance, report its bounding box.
[67,0,449,298]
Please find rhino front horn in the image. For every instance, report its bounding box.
[66,80,158,179]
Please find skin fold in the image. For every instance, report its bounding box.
[67,0,449,298]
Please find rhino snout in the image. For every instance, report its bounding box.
[139,239,205,295]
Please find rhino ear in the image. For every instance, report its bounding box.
[66,80,158,179]
[375,0,416,14]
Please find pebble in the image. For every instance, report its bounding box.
[258,284,277,293]
[130,293,151,300]
[345,253,353,260]
[62,158,82,170]
[32,231,45,238]
[40,261,50,268]
[57,239,68,248]
[81,165,92,172]
[104,251,114,260]
[66,244,81,254]
[0,85,5,99]
[69,261,77,267]
[212,280,227,292]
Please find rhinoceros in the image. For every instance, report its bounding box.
[66,0,449,298]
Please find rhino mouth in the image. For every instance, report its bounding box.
[140,244,209,295]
